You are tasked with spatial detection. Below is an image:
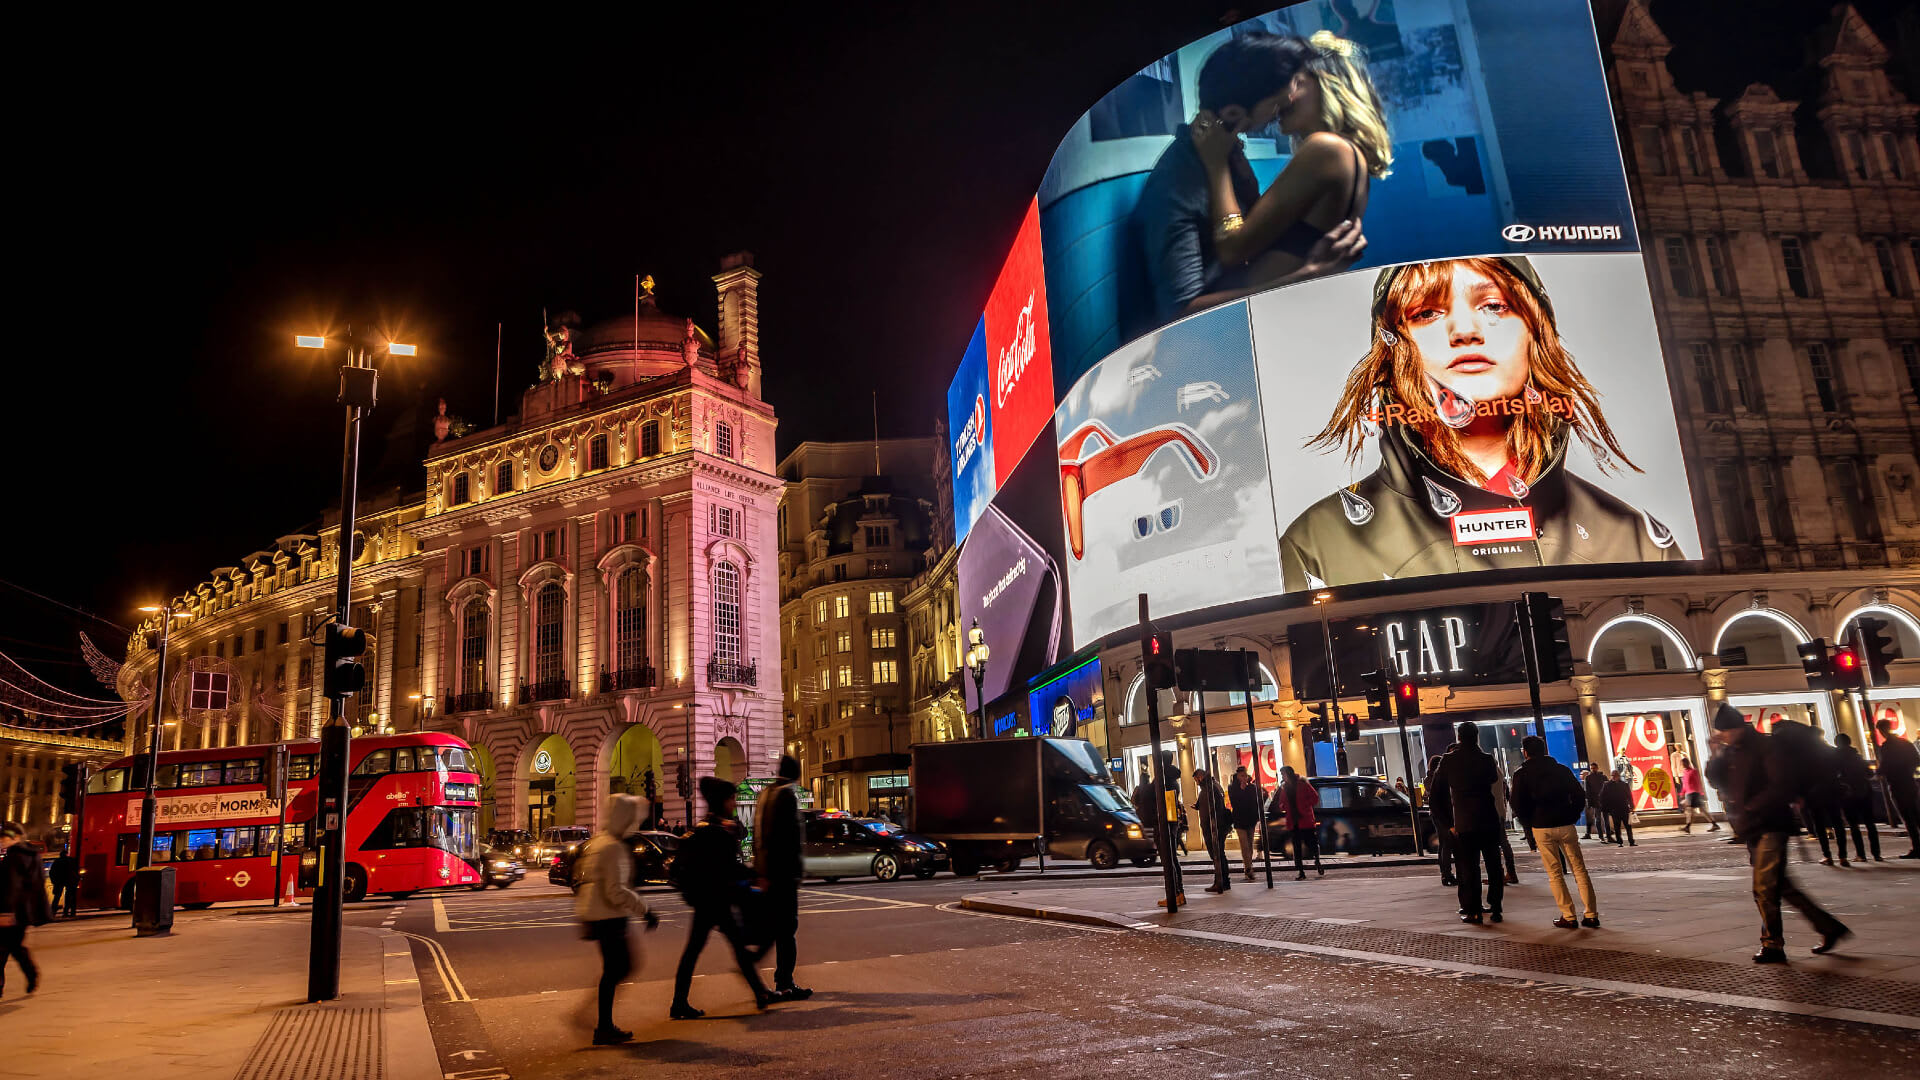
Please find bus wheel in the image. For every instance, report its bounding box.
[182,902,214,911]
[384,891,415,901]
[119,881,136,910]
[343,864,369,904]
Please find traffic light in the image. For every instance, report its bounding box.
[1361,669,1393,725]
[1302,703,1330,742]
[1393,676,1421,721]
[1831,645,1866,692]
[323,622,375,699]
[675,759,691,798]
[58,763,81,817]
[1342,714,1361,741]
[1798,638,1832,690]
[1144,632,1177,690]
[1856,616,1900,688]
[1523,592,1574,683]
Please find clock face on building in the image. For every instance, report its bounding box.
[538,444,560,472]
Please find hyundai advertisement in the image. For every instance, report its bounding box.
[950,0,1698,685]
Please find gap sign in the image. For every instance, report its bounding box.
[1288,602,1528,702]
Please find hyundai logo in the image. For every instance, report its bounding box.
[1501,224,1536,242]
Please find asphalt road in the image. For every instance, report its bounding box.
[356,850,1917,1080]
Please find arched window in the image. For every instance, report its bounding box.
[533,583,565,688]
[459,600,489,696]
[1588,615,1694,674]
[615,567,648,677]
[1713,611,1805,667]
[712,561,741,665]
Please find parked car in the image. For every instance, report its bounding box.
[1262,776,1436,857]
[514,826,591,867]
[548,830,681,889]
[805,814,947,882]
[470,847,526,890]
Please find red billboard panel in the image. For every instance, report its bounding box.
[985,197,1054,487]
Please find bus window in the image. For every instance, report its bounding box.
[224,759,263,785]
[353,749,391,776]
[289,755,317,780]
[256,824,280,853]
[391,747,417,772]
[441,747,475,774]
[281,822,308,854]
[183,829,218,860]
[178,762,224,788]
[156,763,179,788]
[219,827,257,858]
[89,768,129,794]
[151,833,175,863]
[116,834,139,867]
[434,808,479,860]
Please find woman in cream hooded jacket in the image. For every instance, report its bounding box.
[575,794,654,1042]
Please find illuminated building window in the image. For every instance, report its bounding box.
[871,627,895,649]
[836,665,852,687]
[864,525,891,548]
[712,561,741,666]
[714,422,734,459]
[640,420,660,457]
[496,460,514,494]
[835,631,851,653]
[839,702,856,720]
[615,567,647,675]
[869,589,895,615]
[708,504,735,537]
[814,599,828,625]
[833,595,850,619]
[459,601,489,696]
[872,660,899,684]
[451,473,471,506]
[589,434,609,471]
[533,583,564,685]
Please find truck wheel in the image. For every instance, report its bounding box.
[995,857,1021,873]
[343,864,369,904]
[1086,841,1119,871]
[871,855,901,882]
[1130,856,1155,868]
[950,856,979,877]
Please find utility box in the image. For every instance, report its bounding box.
[132,866,175,937]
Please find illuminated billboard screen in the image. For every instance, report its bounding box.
[953,0,1699,671]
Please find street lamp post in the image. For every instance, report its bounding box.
[132,603,190,932]
[964,619,989,740]
[1314,592,1347,776]
[295,329,412,1002]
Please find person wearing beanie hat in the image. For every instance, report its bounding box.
[1706,707,1850,963]
[671,775,775,1018]
[752,755,810,1001]
[1280,256,1684,592]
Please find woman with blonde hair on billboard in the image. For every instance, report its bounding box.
[1187,30,1390,305]
[1278,255,1684,592]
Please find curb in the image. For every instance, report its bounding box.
[370,926,444,1080]
[974,855,1438,884]
[959,895,1138,929]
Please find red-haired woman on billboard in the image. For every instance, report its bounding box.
[1187,31,1391,307]
[1278,256,1684,592]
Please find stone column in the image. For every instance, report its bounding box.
[1570,674,1606,766]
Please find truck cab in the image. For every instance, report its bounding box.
[913,737,1154,875]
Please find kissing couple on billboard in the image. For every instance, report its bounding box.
[1279,256,1686,592]
[1135,30,1392,325]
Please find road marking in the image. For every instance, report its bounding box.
[433,898,451,933]
[397,930,471,1003]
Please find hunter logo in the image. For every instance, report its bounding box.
[1451,507,1535,546]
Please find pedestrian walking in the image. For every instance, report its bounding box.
[1227,766,1262,883]
[47,848,79,917]
[1273,766,1323,880]
[1489,770,1522,880]
[752,755,811,1002]
[1706,706,1850,963]
[1508,736,1600,929]
[1601,769,1635,846]
[1192,769,1232,894]
[1833,734,1881,862]
[1873,718,1920,859]
[1424,755,1455,886]
[574,796,658,1045]
[0,822,49,998]
[1582,764,1610,842]
[1788,726,1848,866]
[1431,724,1506,923]
[671,777,776,1018]
[1675,756,1720,833]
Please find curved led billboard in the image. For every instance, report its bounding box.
[952,0,1699,688]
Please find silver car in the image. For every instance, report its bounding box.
[803,816,945,882]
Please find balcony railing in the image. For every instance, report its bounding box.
[600,664,658,693]
[444,688,493,714]
[522,677,571,703]
[707,657,757,687]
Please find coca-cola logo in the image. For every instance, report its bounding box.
[996,292,1037,410]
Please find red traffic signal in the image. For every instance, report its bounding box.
[1392,676,1421,720]
[1832,646,1866,691]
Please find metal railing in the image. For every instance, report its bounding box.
[445,688,493,714]
[522,677,571,703]
[707,657,757,687]
[600,664,657,693]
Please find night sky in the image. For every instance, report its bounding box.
[5,0,1901,694]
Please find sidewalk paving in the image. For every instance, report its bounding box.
[0,908,438,1080]
[965,831,1920,1029]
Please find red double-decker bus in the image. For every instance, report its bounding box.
[77,732,486,908]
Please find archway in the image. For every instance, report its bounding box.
[518,733,578,833]
[1587,614,1695,674]
[469,742,498,837]
[714,737,746,784]
[609,724,666,828]
[1713,610,1807,667]
[1837,604,1920,659]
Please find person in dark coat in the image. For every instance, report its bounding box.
[48,850,79,917]
[1508,737,1599,928]
[1582,764,1609,842]
[1271,766,1323,881]
[1833,734,1881,863]
[1227,767,1262,883]
[1423,755,1455,886]
[1601,769,1635,846]
[752,755,810,1001]
[1428,723,1505,923]
[1794,727,1849,866]
[671,778,775,1018]
[0,822,49,998]
[1191,769,1232,894]
[1874,718,1920,858]
[1707,706,1849,963]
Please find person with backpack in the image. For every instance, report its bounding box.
[574,795,658,1045]
[0,822,49,998]
[1508,737,1599,929]
[671,777,776,1018]
[1707,706,1849,963]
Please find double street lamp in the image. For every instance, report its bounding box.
[132,602,192,933]
[964,619,989,740]
[295,329,413,1002]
